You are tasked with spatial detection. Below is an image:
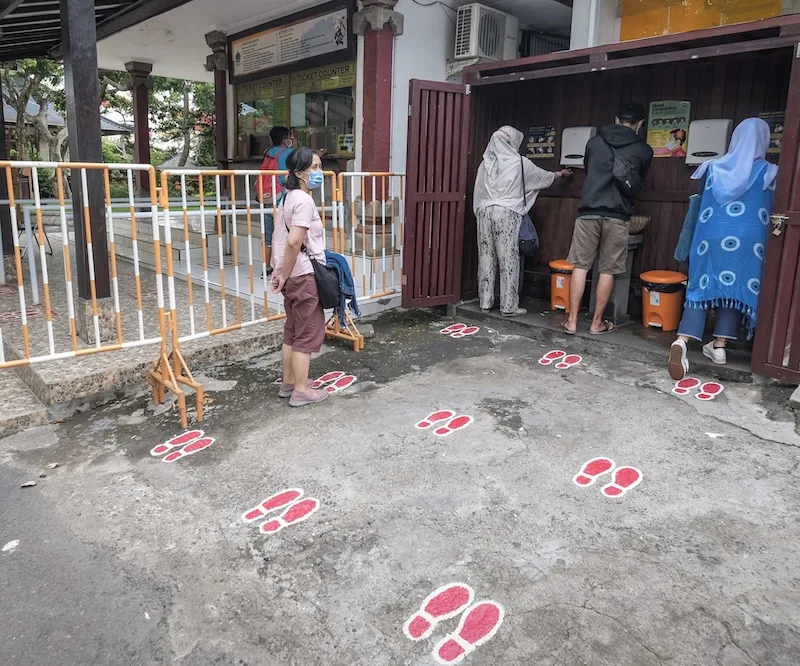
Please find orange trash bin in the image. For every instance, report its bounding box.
[549,259,574,313]
[640,270,687,332]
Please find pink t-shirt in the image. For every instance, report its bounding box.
[272,189,326,278]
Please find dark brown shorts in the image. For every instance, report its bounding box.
[567,216,630,275]
[283,274,326,353]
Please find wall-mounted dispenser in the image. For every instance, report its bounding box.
[561,127,597,168]
[685,119,733,166]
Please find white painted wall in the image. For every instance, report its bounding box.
[389,0,456,175]
[570,0,619,50]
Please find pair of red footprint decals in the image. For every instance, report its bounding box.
[573,457,643,498]
[311,371,357,393]
[403,583,504,665]
[241,488,320,535]
[440,323,480,339]
[672,377,725,401]
[415,410,474,437]
[150,429,215,462]
[539,350,582,369]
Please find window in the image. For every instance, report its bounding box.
[236,61,356,159]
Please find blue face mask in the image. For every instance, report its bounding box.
[306,170,324,190]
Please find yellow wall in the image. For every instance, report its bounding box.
[620,0,783,42]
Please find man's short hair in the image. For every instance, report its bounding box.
[618,103,646,124]
[270,126,290,147]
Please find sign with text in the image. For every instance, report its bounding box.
[231,7,349,79]
[290,61,356,94]
[237,76,289,101]
[647,100,690,158]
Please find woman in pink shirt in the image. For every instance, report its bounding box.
[270,147,329,406]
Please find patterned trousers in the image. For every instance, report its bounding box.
[477,205,523,314]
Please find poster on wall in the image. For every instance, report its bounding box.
[647,101,691,158]
[231,6,349,79]
[759,111,785,155]
[526,125,556,159]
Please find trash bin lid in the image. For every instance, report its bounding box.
[640,270,687,284]
[549,259,574,272]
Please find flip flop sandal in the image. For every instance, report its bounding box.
[589,320,615,335]
[561,322,577,336]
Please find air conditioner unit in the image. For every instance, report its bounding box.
[455,3,519,61]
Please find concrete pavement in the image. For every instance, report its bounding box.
[1,308,799,665]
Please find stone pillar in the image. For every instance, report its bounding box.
[205,31,229,171]
[61,0,114,344]
[125,61,153,192]
[354,0,403,173]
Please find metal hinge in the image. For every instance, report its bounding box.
[465,84,471,95]
[796,42,800,59]
[408,104,412,117]
[401,274,407,286]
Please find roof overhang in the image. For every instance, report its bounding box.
[0,0,193,61]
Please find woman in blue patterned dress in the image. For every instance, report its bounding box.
[668,118,778,380]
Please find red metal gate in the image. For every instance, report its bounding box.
[753,52,800,383]
[402,79,471,308]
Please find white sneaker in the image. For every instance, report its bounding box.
[668,339,689,380]
[703,341,727,365]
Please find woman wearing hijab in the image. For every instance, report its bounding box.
[668,117,778,380]
[473,126,571,316]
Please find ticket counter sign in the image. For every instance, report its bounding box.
[647,100,691,158]
[291,62,357,93]
[230,5,350,80]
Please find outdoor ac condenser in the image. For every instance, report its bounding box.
[455,3,519,61]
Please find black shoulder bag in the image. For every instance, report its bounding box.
[283,215,340,309]
[602,137,643,198]
[518,157,540,258]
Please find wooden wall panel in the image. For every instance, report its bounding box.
[461,50,791,299]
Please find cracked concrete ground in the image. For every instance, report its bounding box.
[1,308,799,665]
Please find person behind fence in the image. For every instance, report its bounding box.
[270,147,329,407]
[473,126,570,317]
[563,102,653,336]
[259,127,326,274]
[668,117,778,380]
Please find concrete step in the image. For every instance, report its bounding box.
[114,237,205,271]
[0,368,49,438]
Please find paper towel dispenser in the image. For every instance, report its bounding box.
[685,119,733,166]
[561,126,597,168]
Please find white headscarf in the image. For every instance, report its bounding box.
[691,117,778,206]
[473,125,556,215]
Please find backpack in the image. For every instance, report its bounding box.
[257,148,287,202]
[602,137,643,198]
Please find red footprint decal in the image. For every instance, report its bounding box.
[326,375,357,393]
[555,354,582,369]
[163,436,215,463]
[440,323,467,335]
[601,466,643,498]
[696,382,724,401]
[433,415,474,438]
[538,350,566,366]
[259,497,320,534]
[451,326,479,339]
[415,410,456,430]
[150,429,203,456]
[573,457,616,487]
[312,371,345,389]
[242,488,304,524]
[403,583,475,641]
[432,600,505,665]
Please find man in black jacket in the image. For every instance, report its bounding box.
[564,102,653,335]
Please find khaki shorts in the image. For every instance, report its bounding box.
[567,216,629,275]
[283,274,326,353]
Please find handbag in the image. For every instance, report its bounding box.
[283,216,340,309]
[518,157,540,258]
[601,136,643,197]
